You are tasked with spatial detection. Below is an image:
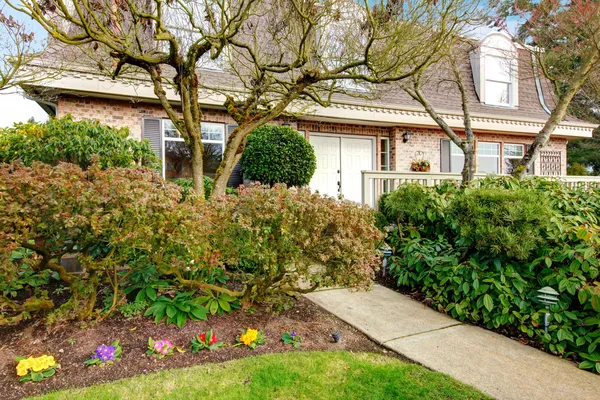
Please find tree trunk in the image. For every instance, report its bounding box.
[179,72,205,196]
[212,124,254,197]
[514,47,599,179]
[461,142,476,184]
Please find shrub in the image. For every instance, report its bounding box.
[380,183,448,231]
[240,125,316,186]
[384,177,600,373]
[213,184,384,305]
[0,115,159,170]
[567,162,589,176]
[0,161,215,324]
[448,188,553,260]
[174,176,236,200]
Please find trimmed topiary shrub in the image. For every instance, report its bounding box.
[0,115,159,170]
[240,125,316,187]
[448,188,553,260]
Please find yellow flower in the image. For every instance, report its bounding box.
[16,365,28,377]
[241,329,259,346]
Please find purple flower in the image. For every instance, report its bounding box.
[290,331,297,339]
[92,345,116,362]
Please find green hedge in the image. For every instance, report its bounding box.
[382,177,600,373]
[0,115,159,170]
[240,125,316,187]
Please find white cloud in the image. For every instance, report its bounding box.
[0,88,49,128]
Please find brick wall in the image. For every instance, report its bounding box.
[57,94,568,176]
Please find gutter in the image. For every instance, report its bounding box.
[531,53,552,115]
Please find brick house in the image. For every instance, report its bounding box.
[23,33,596,203]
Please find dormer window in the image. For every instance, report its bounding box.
[485,55,513,106]
[471,33,518,108]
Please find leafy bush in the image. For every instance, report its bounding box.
[240,125,316,187]
[144,292,208,328]
[0,115,159,170]
[0,161,213,324]
[384,177,600,373]
[174,176,236,200]
[213,184,384,305]
[448,188,553,260]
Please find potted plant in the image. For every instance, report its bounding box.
[410,159,431,172]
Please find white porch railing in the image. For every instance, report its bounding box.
[361,171,600,208]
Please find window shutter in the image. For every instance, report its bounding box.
[142,118,162,159]
[226,124,243,188]
[440,139,451,173]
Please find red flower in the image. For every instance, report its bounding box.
[198,332,218,345]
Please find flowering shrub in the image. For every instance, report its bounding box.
[84,340,122,367]
[15,355,58,382]
[213,184,383,305]
[0,162,216,324]
[190,330,224,352]
[146,338,174,359]
[234,328,265,349]
[281,330,302,348]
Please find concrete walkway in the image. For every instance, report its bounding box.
[306,284,600,400]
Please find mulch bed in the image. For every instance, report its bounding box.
[0,297,396,400]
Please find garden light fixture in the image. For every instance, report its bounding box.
[402,131,412,143]
[537,286,559,333]
[381,245,393,277]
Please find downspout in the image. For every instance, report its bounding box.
[531,53,552,115]
[24,94,58,117]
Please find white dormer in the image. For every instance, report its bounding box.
[470,33,519,108]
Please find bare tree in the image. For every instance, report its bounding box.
[400,40,479,183]
[209,0,480,195]
[9,0,478,196]
[492,0,600,178]
[0,6,40,90]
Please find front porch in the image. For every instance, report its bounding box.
[360,170,600,208]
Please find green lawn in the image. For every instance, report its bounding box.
[31,351,490,400]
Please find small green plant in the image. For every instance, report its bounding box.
[281,330,302,348]
[66,338,76,345]
[84,340,122,367]
[190,330,224,352]
[118,300,148,319]
[144,292,208,328]
[195,289,239,315]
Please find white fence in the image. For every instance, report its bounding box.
[361,171,600,208]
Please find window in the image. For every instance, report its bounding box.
[449,142,465,173]
[485,56,513,106]
[162,120,225,180]
[503,144,524,174]
[380,138,390,171]
[478,142,500,174]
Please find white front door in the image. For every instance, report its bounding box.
[309,135,341,198]
[309,134,374,202]
[341,137,374,203]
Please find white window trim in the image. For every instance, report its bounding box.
[380,137,390,171]
[471,33,519,108]
[477,142,501,174]
[503,143,525,174]
[161,120,225,179]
